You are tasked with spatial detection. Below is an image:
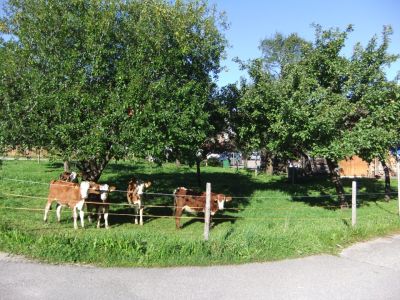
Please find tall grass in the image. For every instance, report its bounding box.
[0,160,399,267]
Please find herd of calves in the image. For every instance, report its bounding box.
[43,171,232,230]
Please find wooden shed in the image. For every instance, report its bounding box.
[339,155,397,178]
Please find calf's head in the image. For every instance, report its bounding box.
[213,194,232,210]
[89,183,116,201]
[136,180,152,195]
[99,184,116,201]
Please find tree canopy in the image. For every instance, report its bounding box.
[1,0,400,200]
[0,0,227,180]
[237,25,400,203]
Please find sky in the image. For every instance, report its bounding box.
[210,0,400,86]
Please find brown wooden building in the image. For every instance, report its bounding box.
[339,155,397,178]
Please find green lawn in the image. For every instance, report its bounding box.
[0,159,399,267]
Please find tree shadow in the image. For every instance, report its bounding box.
[284,176,392,210]
[101,163,259,228]
[95,162,393,227]
[178,213,239,229]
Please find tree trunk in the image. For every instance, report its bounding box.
[266,160,273,175]
[63,161,70,172]
[77,156,110,182]
[262,151,274,175]
[381,159,391,201]
[243,158,248,169]
[299,151,313,175]
[196,159,201,188]
[326,158,347,207]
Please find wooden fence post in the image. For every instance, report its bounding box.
[352,180,357,227]
[204,182,211,241]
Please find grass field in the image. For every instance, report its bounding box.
[1,159,400,267]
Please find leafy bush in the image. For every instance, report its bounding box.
[207,157,221,167]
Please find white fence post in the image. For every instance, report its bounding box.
[352,181,357,227]
[204,182,211,241]
[397,161,400,216]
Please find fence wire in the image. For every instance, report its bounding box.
[0,176,398,224]
[0,205,354,222]
[2,176,398,200]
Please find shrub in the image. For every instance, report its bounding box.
[207,157,221,167]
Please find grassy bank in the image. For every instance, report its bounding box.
[1,160,399,267]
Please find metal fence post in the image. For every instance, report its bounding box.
[204,182,211,241]
[397,161,400,216]
[352,180,357,227]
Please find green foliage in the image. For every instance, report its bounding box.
[0,0,227,179]
[343,26,400,162]
[238,25,400,164]
[206,157,221,167]
[1,160,400,266]
[259,32,311,77]
[203,84,242,153]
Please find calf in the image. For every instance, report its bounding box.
[43,180,91,229]
[126,177,152,225]
[173,187,232,229]
[59,171,79,183]
[86,183,116,229]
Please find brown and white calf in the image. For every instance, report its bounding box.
[126,177,152,225]
[173,187,232,229]
[43,180,91,229]
[86,183,116,229]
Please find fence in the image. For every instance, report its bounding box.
[1,177,400,240]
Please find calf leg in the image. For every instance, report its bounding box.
[175,207,183,229]
[43,201,52,222]
[139,206,144,226]
[79,208,85,228]
[87,204,93,223]
[56,204,62,222]
[76,200,85,228]
[134,205,139,225]
[104,206,109,229]
[96,206,102,228]
[73,207,78,230]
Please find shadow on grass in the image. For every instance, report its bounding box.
[178,214,239,229]
[45,161,392,227]
[267,175,393,210]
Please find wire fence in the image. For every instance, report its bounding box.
[0,176,398,224]
[2,176,398,199]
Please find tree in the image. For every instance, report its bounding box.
[259,32,311,78]
[238,25,400,205]
[237,33,311,173]
[205,83,241,152]
[0,0,227,181]
[344,27,400,198]
[236,60,285,170]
